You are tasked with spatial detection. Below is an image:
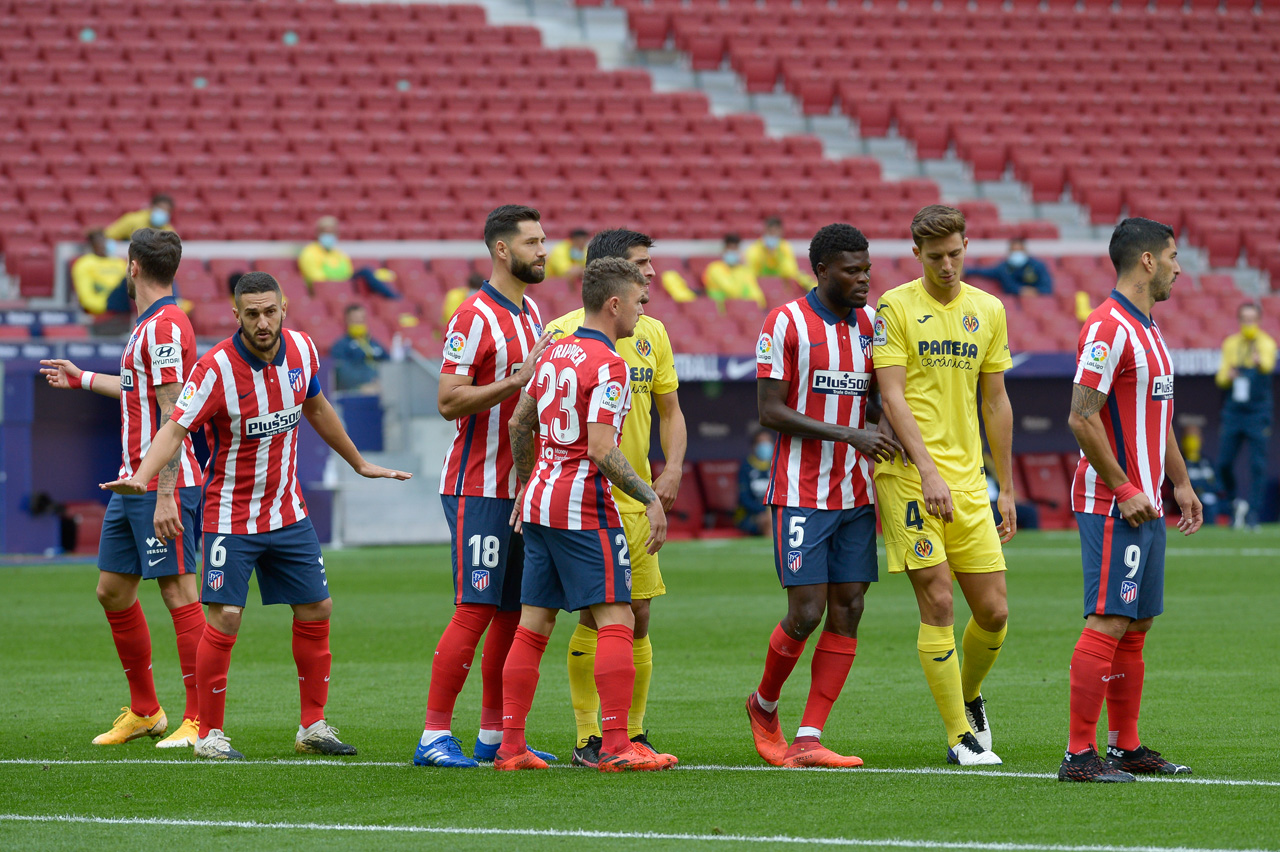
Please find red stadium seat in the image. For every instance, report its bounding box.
[1018,453,1075,530]
[651,460,705,539]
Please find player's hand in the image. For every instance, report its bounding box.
[39,358,82,389]
[1173,484,1203,536]
[101,477,147,496]
[1117,492,1158,528]
[652,466,681,512]
[846,427,902,464]
[995,491,1017,543]
[153,494,183,542]
[920,470,954,523]
[353,461,412,481]
[875,419,910,466]
[512,330,556,389]
[510,482,527,533]
[643,499,667,555]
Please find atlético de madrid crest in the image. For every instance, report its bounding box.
[289,367,305,393]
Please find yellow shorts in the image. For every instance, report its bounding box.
[874,475,1006,575]
[622,511,666,599]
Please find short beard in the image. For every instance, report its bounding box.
[241,325,281,355]
[510,256,545,285]
[126,276,136,301]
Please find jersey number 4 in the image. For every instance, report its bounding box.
[905,500,924,531]
[536,362,581,444]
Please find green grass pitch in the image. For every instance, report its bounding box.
[1,527,1278,851]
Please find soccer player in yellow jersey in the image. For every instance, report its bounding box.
[872,205,1016,767]
[542,229,687,768]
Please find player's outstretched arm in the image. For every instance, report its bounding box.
[507,392,540,533]
[979,370,1018,543]
[757,377,900,462]
[150,383,187,541]
[302,392,412,482]
[1067,383,1155,528]
[588,422,667,554]
[436,330,555,421]
[652,390,688,511]
[1163,425,1203,536]
[101,420,190,495]
[39,359,122,399]
[874,365,951,520]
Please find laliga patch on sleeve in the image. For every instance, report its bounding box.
[149,342,182,370]
[873,314,888,346]
[756,333,773,364]
[600,380,625,413]
[177,380,197,409]
[442,331,469,363]
[1081,340,1111,373]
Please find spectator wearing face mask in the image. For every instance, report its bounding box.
[72,228,130,315]
[331,304,390,391]
[104,193,175,241]
[1214,301,1275,529]
[703,234,766,308]
[298,216,400,300]
[746,217,816,292]
[736,428,775,536]
[544,228,591,280]
[966,238,1053,296]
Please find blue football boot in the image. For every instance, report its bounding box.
[413,734,479,768]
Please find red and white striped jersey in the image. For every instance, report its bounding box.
[172,329,322,534]
[755,291,877,510]
[1072,290,1174,517]
[118,297,202,490]
[438,282,544,499]
[521,328,631,530]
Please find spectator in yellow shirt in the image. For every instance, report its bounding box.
[104,194,175,241]
[442,273,484,326]
[1213,301,1276,529]
[298,216,400,299]
[746,217,816,291]
[544,228,590,280]
[702,234,766,308]
[71,229,130,314]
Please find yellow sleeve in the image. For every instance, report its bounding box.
[653,323,679,393]
[872,295,909,367]
[1258,334,1277,374]
[543,310,581,342]
[744,242,766,276]
[738,268,766,308]
[660,270,697,303]
[441,288,466,325]
[103,211,142,241]
[71,257,110,314]
[981,301,1014,372]
[544,242,572,278]
[1215,336,1237,387]
[780,243,817,290]
[702,261,730,298]
[298,243,325,284]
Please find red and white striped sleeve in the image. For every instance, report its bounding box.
[1075,319,1128,395]
[146,317,186,385]
[439,308,489,378]
[756,307,795,381]
[587,356,630,429]
[172,358,222,432]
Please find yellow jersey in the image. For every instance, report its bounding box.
[298,242,354,285]
[872,279,1012,491]
[104,210,175,241]
[71,253,128,314]
[544,240,587,279]
[544,311,679,513]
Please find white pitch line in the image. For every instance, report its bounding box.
[0,814,1274,852]
[3,758,1277,787]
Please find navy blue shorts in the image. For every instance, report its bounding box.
[521,523,632,613]
[97,487,202,579]
[1076,513,1166,620]
[441,494,522,612]
[201,517,328,608]
[771,505,879,588]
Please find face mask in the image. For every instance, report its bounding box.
[1241,323,1259,340]
[1181,433,1201,463]
[1007,251,1028,267]
[723,251,741,266]
[149,208,169,227]
[754,442,773,463]
[763,235,781,250]
[103,238,118,256]
[569,247,584,261]
[318,233,338,250]
[347,323,367,338]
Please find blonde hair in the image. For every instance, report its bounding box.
[910,204,966,247]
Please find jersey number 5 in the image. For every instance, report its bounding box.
[536,362,581,444]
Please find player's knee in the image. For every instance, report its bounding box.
[1130,617,1154,633]
[96,579,131,610]
[631,599,651,638]
[786,602,825,638]
[298,598,333,621]
[979,602,1008,631]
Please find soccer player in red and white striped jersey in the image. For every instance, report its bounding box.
[415,205,556,768]
[498,257,669,771]
[1061,218,1202,783]
[745,224,901,768]
[104,272,411,760]
[40,228,205,749]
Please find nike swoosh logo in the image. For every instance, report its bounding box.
[932,649,955,662]
[569,651,587,656]
[148,558,165,566]
[212,686,226,693]
[988,645,1003,651]
[239,391,253,399]
[917,315,933,323]
[808,340,824,347]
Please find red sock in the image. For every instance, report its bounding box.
[105,600,160,717]
[595,623,636,755]
[757,623,807,704]
[800,632,858,734]
[196,623,237,738]
[1068,628,1120,753]
[424,604,495,730]
[1106,631,1146,751]
[480,610,520,732]
[497,626,548,758]
[169,602,204,721]
[293,619,331,728]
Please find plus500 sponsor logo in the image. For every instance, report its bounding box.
[245,404,302,438]
[811,370,870,396]
[1151,375,1174,400]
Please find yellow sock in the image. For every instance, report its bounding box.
[917,622,969,745]
[567,624,599,748]
[960,617,1007,704]
[628,635,653,739]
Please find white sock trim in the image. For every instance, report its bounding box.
[476,728,503,746]
[420,729,451,746]
[754,694,778,714]
[796,726,822,739]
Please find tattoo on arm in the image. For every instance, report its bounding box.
[597,447,658,506]
[155,384,183,496]
[509,393,539,482]
[1070,384,1108,420]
